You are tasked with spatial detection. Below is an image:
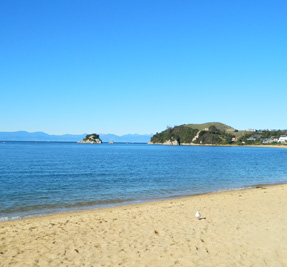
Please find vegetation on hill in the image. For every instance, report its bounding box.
[185,122,235,133]
[150,124,234,145]
[150,125,198,144]
[149,123,287,146]
[193,126,233,145]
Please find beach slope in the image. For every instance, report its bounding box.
[1,184,287,266]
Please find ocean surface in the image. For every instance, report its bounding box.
[1,142,287,221]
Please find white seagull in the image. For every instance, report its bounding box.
[195,211,201,220]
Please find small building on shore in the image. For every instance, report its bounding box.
[278,135,287,143]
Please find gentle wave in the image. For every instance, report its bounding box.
[1,142,287,221]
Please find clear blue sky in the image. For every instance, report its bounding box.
[1,0,286,135]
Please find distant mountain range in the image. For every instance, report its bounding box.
[0,131,153,143]
[100,134,153,143]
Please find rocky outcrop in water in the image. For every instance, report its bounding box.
[148,139,179,145]
[78,134,102,144]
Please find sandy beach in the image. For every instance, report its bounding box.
[1,184,287,266]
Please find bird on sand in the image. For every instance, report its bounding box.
[195,211,201,220]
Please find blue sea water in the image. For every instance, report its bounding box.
[0,142,286,221]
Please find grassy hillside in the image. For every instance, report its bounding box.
[193,126,233,145]
[185,122,247,138]
[185,122,235,133]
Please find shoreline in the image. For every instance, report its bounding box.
[150,142,287,148]
[1,182,285,223]
[184,144,287,149]
[1,184,287,266]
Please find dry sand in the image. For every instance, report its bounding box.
[1,184,287,266]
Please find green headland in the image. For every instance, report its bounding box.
[149,122,287,146]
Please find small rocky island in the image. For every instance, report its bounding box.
[78,134,102,144]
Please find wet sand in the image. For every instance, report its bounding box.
[1,184,287,266]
